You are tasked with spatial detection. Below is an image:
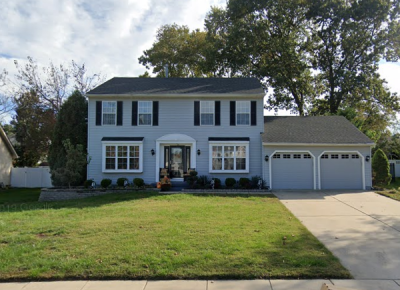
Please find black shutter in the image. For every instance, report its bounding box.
[132,101,138,126]
[96,101,102,126]
[194,101,200,126]
[117,101,123,126]
[251,101,257,126]
[215,101,221,126]
[230,101,236,126]
[153,101,159,126]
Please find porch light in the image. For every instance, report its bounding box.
[366,155,370,162]
[197,149,201,155]
[265,155,269,162]
[151,149,155,156]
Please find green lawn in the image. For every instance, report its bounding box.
[0,188,350,280]
[375,179,400,201]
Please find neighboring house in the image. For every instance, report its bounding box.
[86,78,373,190]
[0,126,18,186]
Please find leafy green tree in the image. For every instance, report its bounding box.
[138,24,214,77]
[48,90,87,186]
[51,139,89,188]
[12,90,56,166]
[372,148,392,185]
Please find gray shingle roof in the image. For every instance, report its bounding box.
[263,116,374,144]
[87,77,264,96]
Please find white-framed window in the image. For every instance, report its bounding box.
[200,101,214,125]
[283,154,291,159]
[304,154,311,159]
[273,154,281,159]
[209,142,249,173]
[321,154,328,159]
[102,101,117,125]
[341,154,349,159]
[294,154,301,159]
[138,101,152,125]
[102,142,143,173]
[331,154,339,159]
[352,154,360,159]
[236,101,250,125]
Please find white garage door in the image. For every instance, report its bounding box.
[271,153,314,189]
[320,153,363,189]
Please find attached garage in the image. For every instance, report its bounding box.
[270,152,314,189]
[320,152,363,189]
[262,116,374,190]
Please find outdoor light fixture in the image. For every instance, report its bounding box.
[151,149,155,156]
[265,155,269,162]
[197,149,201,155]
[366,155,370,162]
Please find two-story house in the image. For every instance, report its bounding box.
[86,78,374,190]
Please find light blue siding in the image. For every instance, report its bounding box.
[88,97,264,185]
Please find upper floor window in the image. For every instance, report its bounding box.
[138,101,152,125]
[236,101,250,125]
[200,101,214,125]
[103,101,117,125]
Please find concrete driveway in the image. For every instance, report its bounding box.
[273,190,400,280]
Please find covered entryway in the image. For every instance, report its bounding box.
[270,151,315,189]
[319,152,364,189]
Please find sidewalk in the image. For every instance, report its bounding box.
[1,279,400,290]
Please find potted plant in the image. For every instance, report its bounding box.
[160,176,171,191]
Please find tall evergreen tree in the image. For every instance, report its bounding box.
[48,90,88,186]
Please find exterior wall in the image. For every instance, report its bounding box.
[88,97,264,184]
[263,145,372,190]
[0,137,13,186]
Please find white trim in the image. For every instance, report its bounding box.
[263,142,375,147]
[200,100,215,126]
[269,150,316,190]
[138,101,153,126]
[155,134,197,182]
[102,101,117,126]
[208,142,250,174]
[236,100,250,126]
[318,150,365,190]
[101,141,143,173]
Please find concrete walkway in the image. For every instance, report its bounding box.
[1,279,400,290]
[274,190,400,280]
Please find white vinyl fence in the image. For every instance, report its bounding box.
[11,167,53,188]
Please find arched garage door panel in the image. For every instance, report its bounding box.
[320,153,363,189]
[271,153,313,189]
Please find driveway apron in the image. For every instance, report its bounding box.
[273,191,400,279]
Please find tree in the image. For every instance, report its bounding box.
[138,24,214,77]
[48,90,88,186]
[12,90,56,166]
[306,0,400,113]
[51,139,89,188]
[372,148,391,185]
[0,69,15,117]
[12,56,104,113]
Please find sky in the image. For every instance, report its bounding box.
[1,0,400,119]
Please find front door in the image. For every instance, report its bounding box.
[170,147,184,178]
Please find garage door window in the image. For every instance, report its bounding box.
[321,154,328,159]
[273,154,280,159]
[352,154,360,159]
[331,154,339,159]
[341,154,349,159]
[283,154,291,159]
[304,154,311,159]
[294,154,301,159]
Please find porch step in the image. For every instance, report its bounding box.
[170,181,187,191]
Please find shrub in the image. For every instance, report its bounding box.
[133,178,145,187]
[225,178,236,188]
[101,178,112,188]
[197,175,209,187]
[83,179,94,189]
[251,175,264,189]
[239,177,251,189]
[186,170,198,188]
[372,149,391,185]
[117,178,128,187]
[212,178,221,189]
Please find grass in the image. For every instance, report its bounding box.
[0,188,350,281]
[375,178,400,201]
